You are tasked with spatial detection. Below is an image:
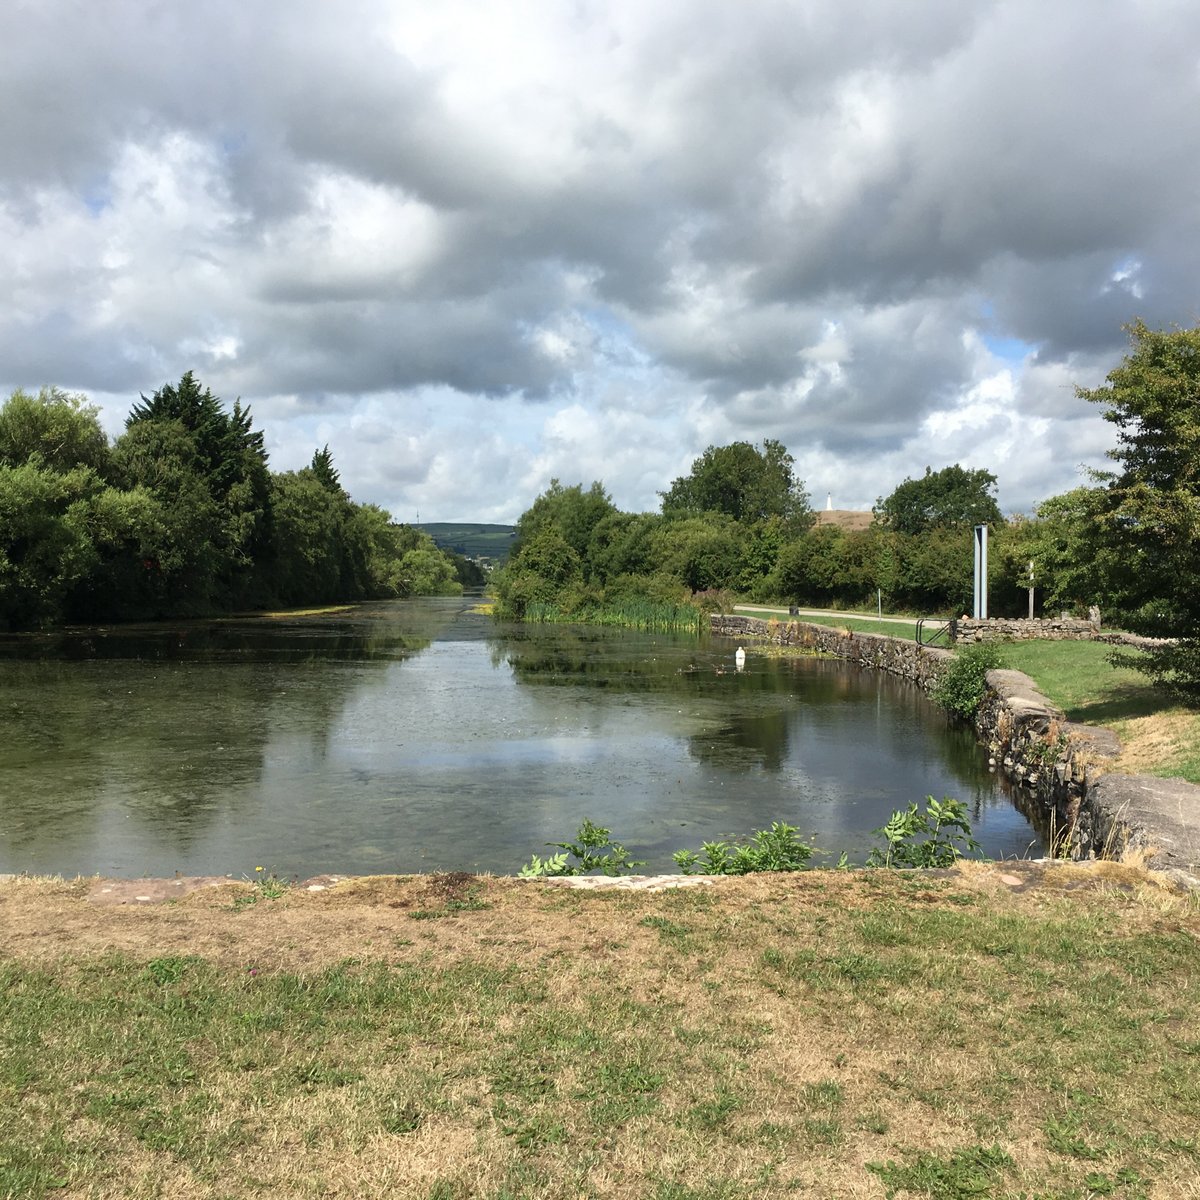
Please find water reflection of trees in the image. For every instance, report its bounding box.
[0,612,433,865]
[493,629,1008,798]
[490,625,691,693]
[688,709,791,771]
[0,615,428,664]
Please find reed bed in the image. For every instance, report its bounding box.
[523,598,705,634]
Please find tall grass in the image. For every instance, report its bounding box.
[524,598,705,634]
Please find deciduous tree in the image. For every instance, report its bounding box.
[660,440,811,528]
[1076,320,1200,691]
[0,387,110,474]
[874,465,1002,535]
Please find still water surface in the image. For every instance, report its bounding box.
[0,596,1040,878]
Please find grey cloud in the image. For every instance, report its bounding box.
[1,0,1196,522]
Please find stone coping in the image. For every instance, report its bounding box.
[2,859,1189,906]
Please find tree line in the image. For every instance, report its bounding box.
[0,372,474,630]
[495,442,1018,620]
[497,321,1200,694]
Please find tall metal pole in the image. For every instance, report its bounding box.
[973,525,989,620]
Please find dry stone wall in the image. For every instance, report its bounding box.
[953,617,1100,644]
[953,617,1167,649]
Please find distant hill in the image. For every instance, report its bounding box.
[418,522,517,562]
[814,509,875,532]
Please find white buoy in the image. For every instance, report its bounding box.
[735,646,746,671]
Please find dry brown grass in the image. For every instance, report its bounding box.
[814,510,875,532]
[2,868,1198,1199]
[1112,710,1200,775]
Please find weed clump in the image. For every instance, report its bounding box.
[866,796,982,868]
[673,822,814,875]
[518,819,645,878]
[932,643,1004,718]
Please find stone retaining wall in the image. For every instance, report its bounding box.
[712,613,1199,885]
[974,672,1199,887]
[972,668,1121,841]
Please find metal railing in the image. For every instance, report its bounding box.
[916,617,955,647]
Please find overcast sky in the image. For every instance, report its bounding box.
[2,0,1197,522]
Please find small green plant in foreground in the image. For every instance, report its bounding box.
[231,866,291,910]
[931,642,1004,718]
[522,804,983,876]
[518,819,645,877]
[673,822,814,875]
[867,796,982,868]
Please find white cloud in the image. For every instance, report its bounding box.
[2,0,1196,522]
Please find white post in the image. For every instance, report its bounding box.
[1027,559,1035,620]
[973,525,989,620]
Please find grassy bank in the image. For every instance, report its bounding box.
[998,641,1200,783]
[2,867,1198,1199]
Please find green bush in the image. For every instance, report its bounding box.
[866,796,981,868]
[931,642,1004,718]
[518,819,644,878]
[673,822,813,875]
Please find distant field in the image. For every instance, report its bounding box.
[419,522,517,561]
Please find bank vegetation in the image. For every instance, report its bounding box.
[0,376,480,630]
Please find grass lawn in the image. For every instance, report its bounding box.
[2,868,1199,1199]
[996,641,1200,784]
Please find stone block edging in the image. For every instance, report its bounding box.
[712,614,1200,886]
